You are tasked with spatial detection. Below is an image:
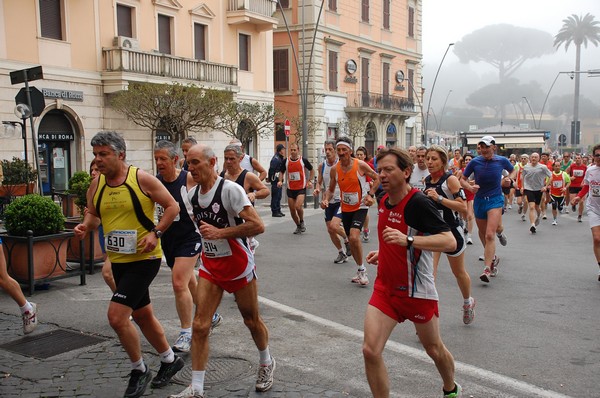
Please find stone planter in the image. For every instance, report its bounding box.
[1,231,85,296]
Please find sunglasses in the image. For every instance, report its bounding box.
[594,154,600,158]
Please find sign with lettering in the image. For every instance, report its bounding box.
[42,88,84,102]
[38,132,75,141]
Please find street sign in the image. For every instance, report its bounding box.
[284,119,291,136]
[10,66,44,85]
[15,87,45,117]
[558,134,567,146]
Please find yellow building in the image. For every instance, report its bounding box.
[0,0,277,193]
[272,0,423,160]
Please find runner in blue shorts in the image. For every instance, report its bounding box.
[461,136,514,283]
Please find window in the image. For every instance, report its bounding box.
[158,14,172,54]
[382,63,390,97]
[275,122,286,141]
[328,0,337,12]
[408,6,415,37]
[279,0,290,8]
[361,0,369,23]
[407,69,414,101]
[239,34,250,71]
[194,23,206,60]
[273,49,289,91]
[117,4,133,38]
[39,0,63,40]
[328,51,338,92]
[383,0,390,30]
[405,126,413,147]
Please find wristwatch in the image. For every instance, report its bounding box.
[151,228,163,238]
[437,195,444,203]
[368,192,375,198]
[406,235,414,248]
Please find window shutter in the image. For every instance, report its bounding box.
[194,23,206,60]
[158,14,171,54]
[39,0,62,40]
[328,51,338,92]
[117,5,133,38]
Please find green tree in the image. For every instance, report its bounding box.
[213,102,281,148]
[554,13,600,143]
[110,82,232,142]
[465,78,544,119]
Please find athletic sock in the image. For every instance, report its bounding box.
[19,301,33,315]
[131,358,146,372]
[259,347,272,366]
[191,370,205,393]
[358,265,366,272]
[463,297,472,306]
[443,383,458,395]
[159,348,175,363]
[180,327,192,335]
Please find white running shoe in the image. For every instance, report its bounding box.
[351,270,369,286]
[169,385,204,398]
[466,234,473,245]
[172,332,192,353]
[22,303,38,335]
[463,298,476,325]
[255,356,276,392]
[334,252,348,264]
[552,220,557,226]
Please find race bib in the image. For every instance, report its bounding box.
[552,180,563,188]
[574,170,584,177]
[106,230,138,254]
[289,171,301,181]
[203,239,232,258]
[342,192,359,205]
[592,183,600,197]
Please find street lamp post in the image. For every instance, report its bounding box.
[425,42,454,143]
[522,96,537,129]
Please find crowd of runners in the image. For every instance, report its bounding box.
[2,130,599,398]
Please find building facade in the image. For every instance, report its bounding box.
[0,0,277,193]
[272,0,423,163]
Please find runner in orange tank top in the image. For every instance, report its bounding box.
[322,137,379,286]
[281,143,314,234]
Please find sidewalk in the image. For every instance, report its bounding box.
[0,265,362,398]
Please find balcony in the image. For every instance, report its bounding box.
[226,0,278,31]
[345,91,417,116]
[102,47,239,93]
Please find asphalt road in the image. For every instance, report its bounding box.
[0,198,598,397]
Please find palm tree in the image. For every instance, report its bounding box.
[554,13,600,145]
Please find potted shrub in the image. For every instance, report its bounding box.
[1,194,70,282]
[65,171,103,265]
[67,171,92,218]
[0,157,38,197]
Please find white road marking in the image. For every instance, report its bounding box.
[259,296,573,398]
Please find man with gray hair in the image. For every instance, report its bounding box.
[75,131,184,397]
[154,140,222,354]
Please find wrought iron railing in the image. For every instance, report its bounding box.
[346,91,416,113]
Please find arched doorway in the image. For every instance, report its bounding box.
[386,123,397,147]
[364,121,377,156]
[37,110,76,194]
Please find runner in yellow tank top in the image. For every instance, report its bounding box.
[74,131,183,397]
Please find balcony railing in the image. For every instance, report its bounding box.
[227,0,276,15]
[103,47,238,87]
[226,0,278,30]
[346,91,416,113]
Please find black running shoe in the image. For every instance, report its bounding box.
[124,367,152,398]
[151,355,185,388]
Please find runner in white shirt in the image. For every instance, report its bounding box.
[571,144,600,282]
[409,146,430,191]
